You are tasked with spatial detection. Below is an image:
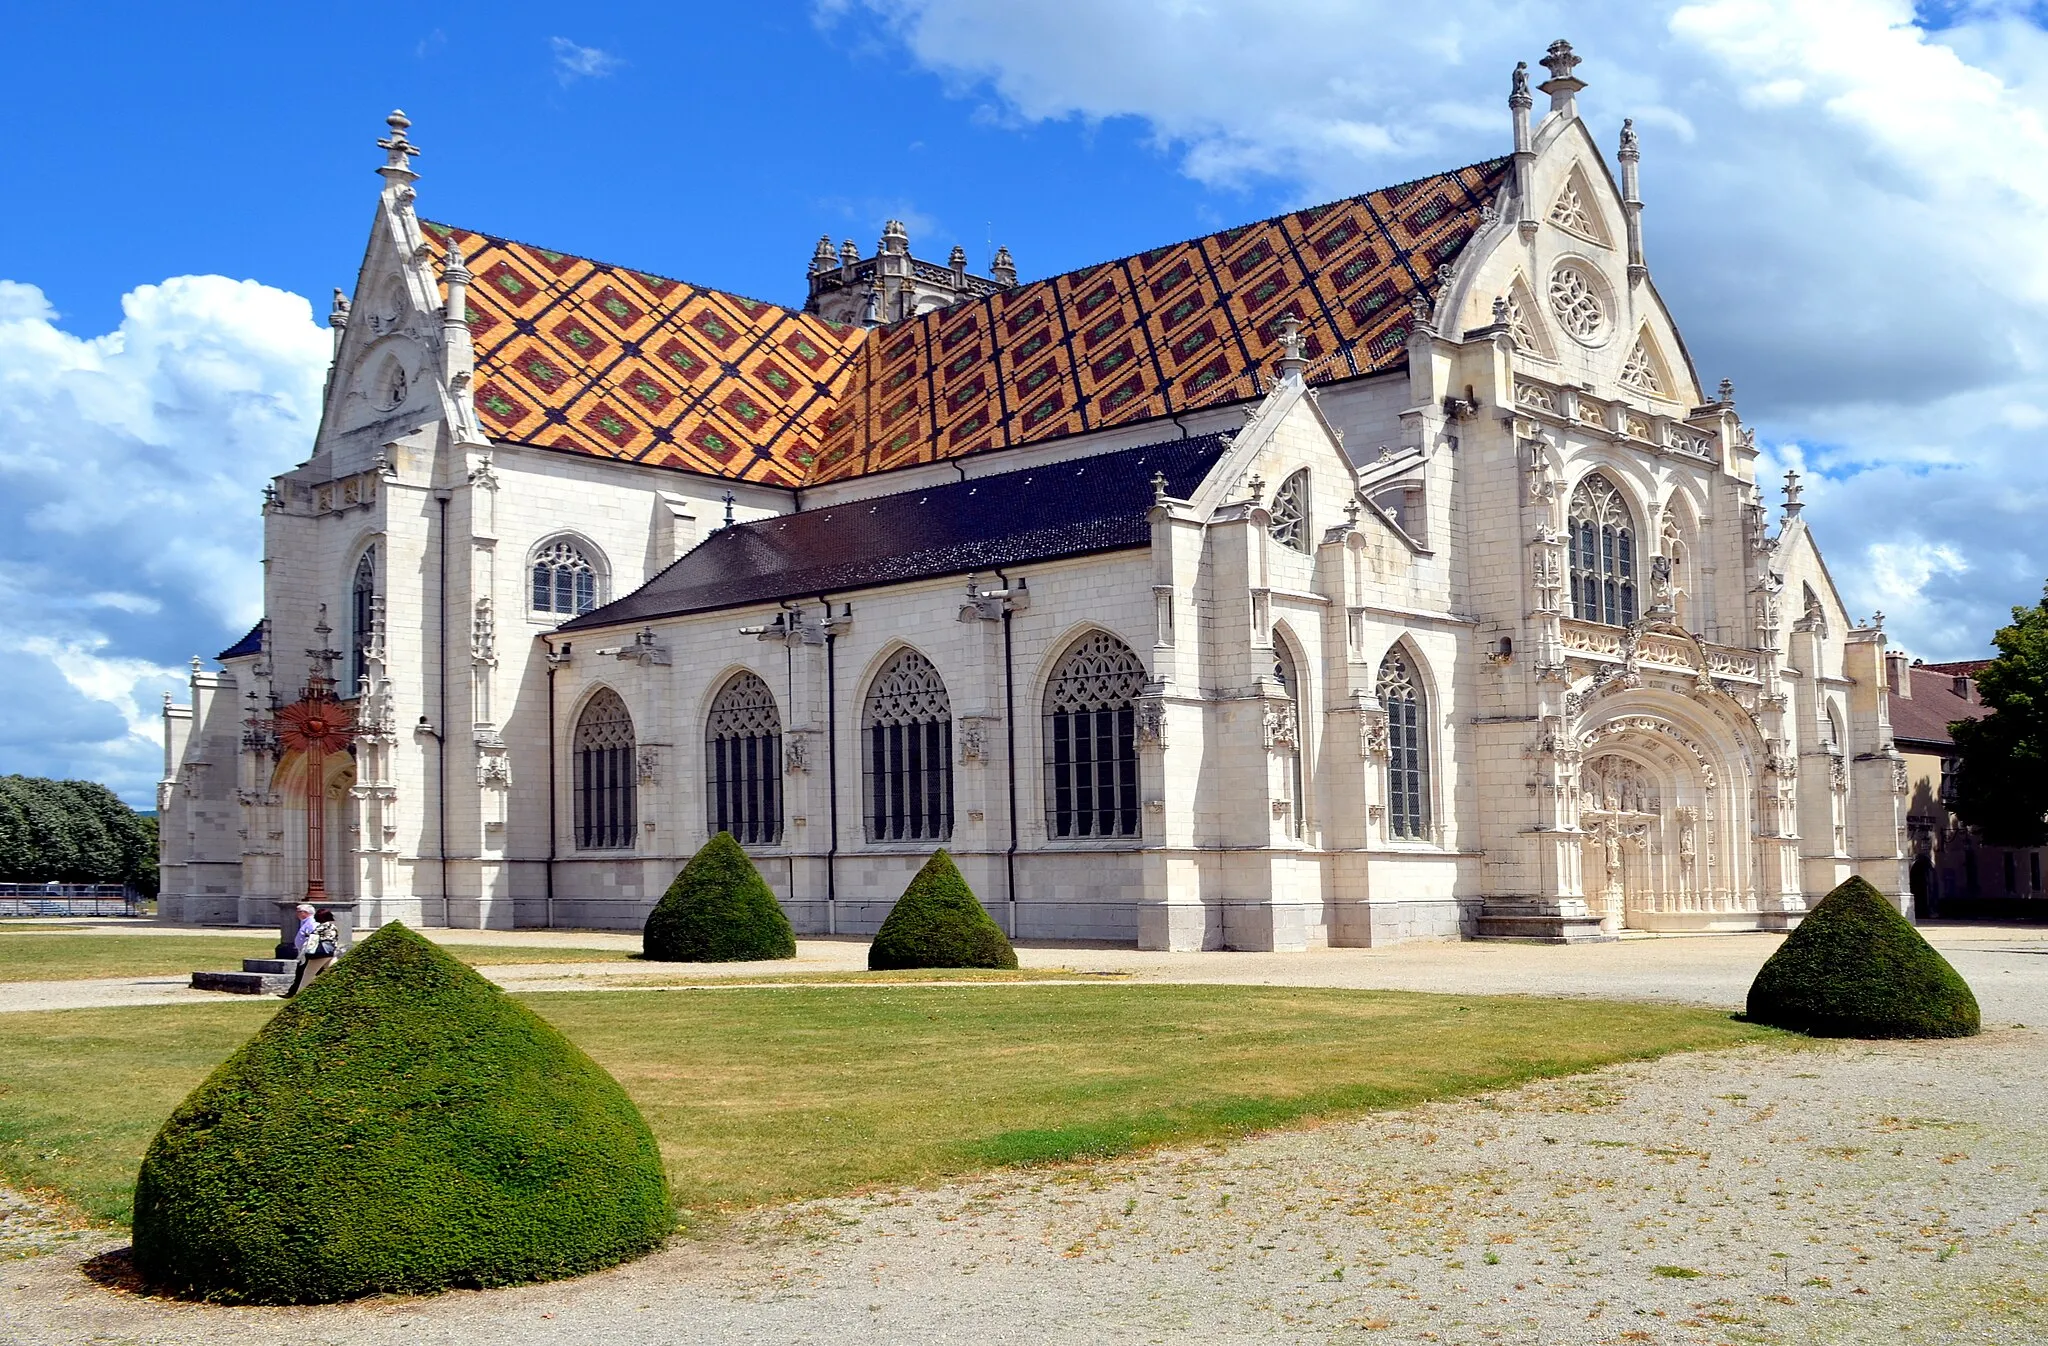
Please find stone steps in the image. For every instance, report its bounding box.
[189,957,298,995]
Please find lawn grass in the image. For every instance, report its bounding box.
[587,967,1120,988]
[0,985,1776,1227]
[0,928,632,982]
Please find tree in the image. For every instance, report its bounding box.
[0,775,159,894]
[1951,586,2048,847]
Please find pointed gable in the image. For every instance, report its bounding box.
[426,155,1511,488]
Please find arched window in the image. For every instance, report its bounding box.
[1044,632,1146,839]
[706,672,782,846]
[1270,469,1310,552]
[1569,474,1638,627]
[532,538,599,616]
[349,548,376,696]
[1273,642,1306,838]
[863,649,953,842]
[573,689,636,850]
[1378,647,1430,841]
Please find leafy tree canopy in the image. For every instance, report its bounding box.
[0,775,157,895]
[1951,585,2048,847]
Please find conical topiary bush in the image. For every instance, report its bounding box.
[643,831,796,962]
[1747,875,1980,1038]
[869,850,1018,971]
[131,923,673,1303]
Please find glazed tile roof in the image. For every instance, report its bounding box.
[218,620,264,661]
[558,433,1230,629]
[425,154,1508,488]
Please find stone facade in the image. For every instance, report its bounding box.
[159,46,1910,948]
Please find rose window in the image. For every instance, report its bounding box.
[1548,265,1604,341]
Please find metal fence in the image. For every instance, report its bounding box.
[0,884,147,918]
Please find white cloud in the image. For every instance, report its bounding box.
[828,0,2048,662]
[550,36,624,83]
[0,276,327,804]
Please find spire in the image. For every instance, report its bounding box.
[811,235,837,276]
[840,238,860,267]
[328,288,350,360]
[1510,61,1537,241]
[990,245,1016,287]
[1618,118,1646,284]
[375,109,420,190]
[1782,469,1804,520]
[1536,39,1586,117]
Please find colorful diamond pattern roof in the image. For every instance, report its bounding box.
[423,155,1508,488]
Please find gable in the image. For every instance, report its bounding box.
[424,156,1510,489]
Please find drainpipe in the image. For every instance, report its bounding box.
[434,489,451,927]
[820,595,840,934]
[996,568,1020,938]
[543,639,562,928]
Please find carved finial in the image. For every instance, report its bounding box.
[1872,610,1886,631]
[1618,117,1640,161]
[811,234,836,275]
[948,244,967,271]
[880,219,909,255]
[1152,470,1170,506]
[1492,294,1511,327]
[722,490,736,529]
[441,238,470,286]
[1782,469,1804,518]
[840,238,860,267]
[1276,312,1307,379]
[1407,286,1437,338]
[991,245,1016,287]
[376,109,421,182]
[1246,472,1265,507]
[329,288,351,329]
[862,272,884,327]
[1536,40,1587,114]
[1509,61,1532,109]
[1718,377,1736,406]
[1344,495,1362,527]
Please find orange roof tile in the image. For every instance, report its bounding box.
[423,154,1509,488]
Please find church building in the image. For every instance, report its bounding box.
[159,41,1911,948]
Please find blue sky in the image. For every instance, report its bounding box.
[6,0,2048,805]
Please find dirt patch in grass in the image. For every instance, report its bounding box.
[0,985,1774,1227]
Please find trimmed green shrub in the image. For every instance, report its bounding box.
[869,850,1018,971]
[642,831,796,962]
[131,923,673,1303]
[1747,875,1980,1038]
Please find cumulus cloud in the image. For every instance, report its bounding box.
[550,36,623,83]
[828,0,2048,661]
[0,277,328,804]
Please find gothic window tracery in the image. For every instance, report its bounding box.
[1044,632,1145,839]
[863,649,953,843]
[1505,289,1537,353]
[350,548,376,696]
[531,538,599,616]
[1548,264,1605,342]
[573,689,636,850]
[1619,337,1662,394]
[1549,182,1594,235]
[706,672,782,846]
[1569,474,1638,627]
[1270,469,1310,553]
[1378,648,1430,841]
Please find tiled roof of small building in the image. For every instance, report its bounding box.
[558,432,1230,629]
[427,155,1508,488]
[1891,664,1992,747]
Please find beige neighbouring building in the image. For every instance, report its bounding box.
[159,41,1910,949]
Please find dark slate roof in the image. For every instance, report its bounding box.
[1891,664,1991,748]
[218,620,264,661]
[560,433,1230,630]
